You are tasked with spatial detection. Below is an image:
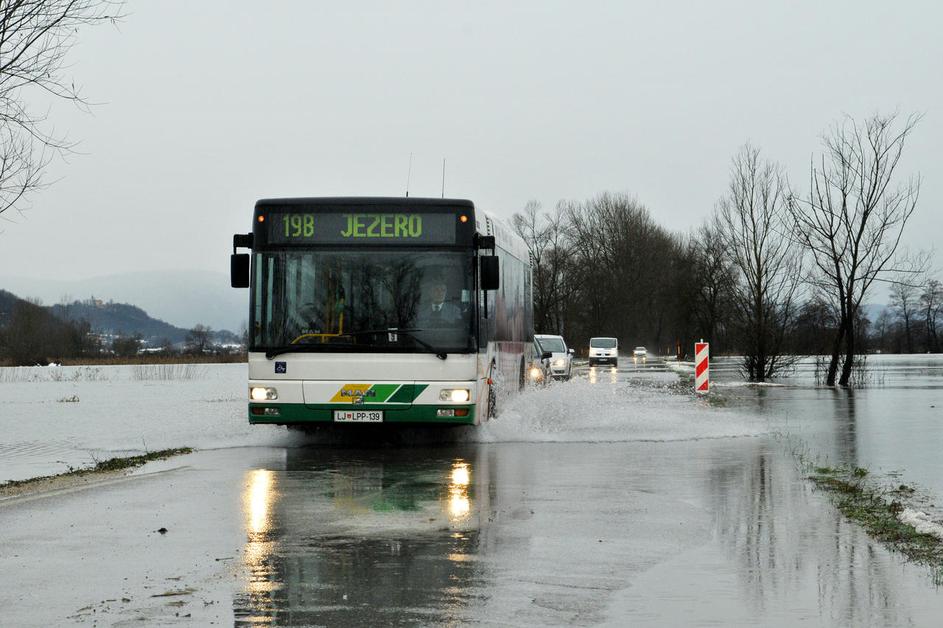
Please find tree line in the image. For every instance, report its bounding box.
[514,112,934,385]
[0,293,238,365]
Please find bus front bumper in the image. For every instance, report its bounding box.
[248,403,476,425]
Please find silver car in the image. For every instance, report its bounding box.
[533,334,574,381]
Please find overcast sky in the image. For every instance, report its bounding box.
[2,0,940,281]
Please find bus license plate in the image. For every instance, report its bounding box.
[334,410,383,423]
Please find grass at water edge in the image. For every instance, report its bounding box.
[808,464,943,580]
[0,447,194,492]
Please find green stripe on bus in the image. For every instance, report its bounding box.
[367,384,400,402]
[248,402,475,425]
[387,383,428,404]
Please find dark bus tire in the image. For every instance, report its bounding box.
[487,361,498,419]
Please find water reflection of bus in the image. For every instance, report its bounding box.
[232,197,533,426]
[235,447,491,625]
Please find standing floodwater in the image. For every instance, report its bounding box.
[2,357,943,626]
[712,355,943,497]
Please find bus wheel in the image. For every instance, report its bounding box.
[487,381,497,419]
[487,362,498,419]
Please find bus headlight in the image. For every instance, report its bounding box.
[529,366,543,380]
[439,388,471,403]
[250,387,278,401]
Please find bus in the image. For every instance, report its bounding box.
[231,197,533,427]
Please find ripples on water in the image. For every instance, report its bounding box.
[4,358,943,626]
[2,356,941,487]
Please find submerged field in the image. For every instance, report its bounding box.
[3,357,943,625]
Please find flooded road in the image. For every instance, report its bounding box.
[229,439,943,626]
[712,355,943,498]
[2,357,943,625]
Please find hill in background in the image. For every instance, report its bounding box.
[0,270,247,332]
[49,298,239,346]
[0,289,240,359]
[0,289,21,326]
[0,290,97,364]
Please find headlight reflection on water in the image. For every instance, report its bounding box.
[243,469,280,596]
[246,469,275,535]
[451,463,470,487]
[448,462,472,522]
[588,366,619,385]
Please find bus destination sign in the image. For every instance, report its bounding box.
[263,211,459,245]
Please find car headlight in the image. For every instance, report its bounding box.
[250,386,277,401]
[439,388,471,403]
[552,358,565,367]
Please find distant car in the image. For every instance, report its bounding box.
[531,334,575,382]
[588,337,618,367]
[633,346,648,360]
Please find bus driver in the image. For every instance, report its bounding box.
[416,275,462,326]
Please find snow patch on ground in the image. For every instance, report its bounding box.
[899,509,943,540]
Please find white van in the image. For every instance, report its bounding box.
[588,337,619,367]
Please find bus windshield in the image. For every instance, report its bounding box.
[252,249,475,353]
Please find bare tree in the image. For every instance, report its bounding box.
[565,192,674,347]
[789,113,921,385]
[871,308,893,353]
[920,278,943,353]
[716,145,802,381]
[889,278,920,353]
[0,1,122,218]
[186,324,212,355]
[564,195,624,336]
[512,200,555,332]
[159,337,176,355]
[112,333,141,357]
[542,203,580,335]
[240,320,250,350]
[692,220,736,355]
[512,200,577,335]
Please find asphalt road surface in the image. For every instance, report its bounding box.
[3,360,943,626]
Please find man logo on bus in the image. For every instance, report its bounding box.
[340,387,375,404]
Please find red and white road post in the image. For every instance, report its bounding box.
[694,341,709,394]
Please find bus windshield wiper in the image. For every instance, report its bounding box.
[341,328,448,360]
[264,342,356,360]
[264,328,448,360]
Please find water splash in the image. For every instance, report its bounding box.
[474,378,768,443]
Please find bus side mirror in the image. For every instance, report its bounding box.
[231,254,250,288]
[481,256,499,290]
